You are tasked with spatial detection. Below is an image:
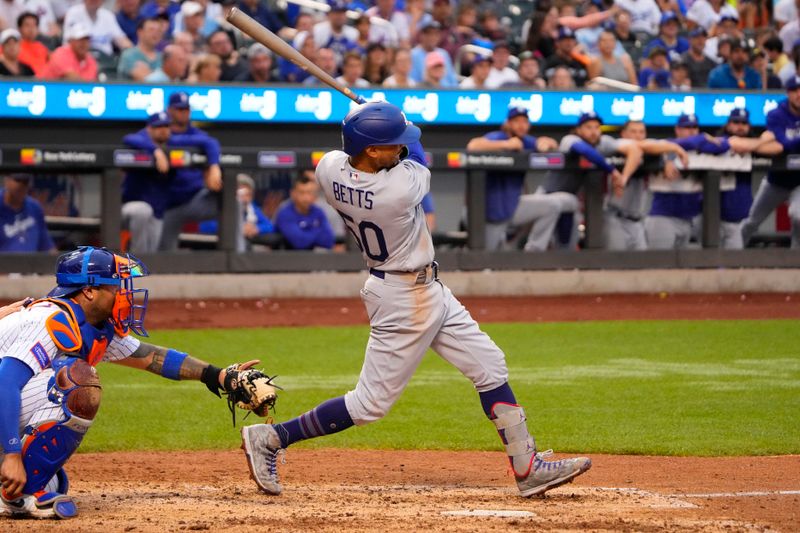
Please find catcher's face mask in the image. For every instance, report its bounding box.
[111,253,150,337]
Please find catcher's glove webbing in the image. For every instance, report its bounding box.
[223,365,282,426]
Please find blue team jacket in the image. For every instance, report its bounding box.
[483,131,537,223]
[766,99,800,190]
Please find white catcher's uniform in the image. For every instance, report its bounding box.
[315,151,509,424]
[0,302,140,444]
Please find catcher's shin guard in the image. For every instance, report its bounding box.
[491,403,591,497]
[1,469,76,519]
[22,356,101,496]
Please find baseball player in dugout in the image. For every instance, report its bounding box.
[466,106,575,252]
[242,102,592,498]
[0,246,277,519]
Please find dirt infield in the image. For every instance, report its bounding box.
[3,451,797,532]
[2,293,798,532]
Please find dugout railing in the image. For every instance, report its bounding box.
[0,144,799,274]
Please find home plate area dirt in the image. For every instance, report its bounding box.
[3,451,797,532]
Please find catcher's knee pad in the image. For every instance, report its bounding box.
[22,357,101,494]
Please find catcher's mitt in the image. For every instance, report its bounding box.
[223,365,282,426]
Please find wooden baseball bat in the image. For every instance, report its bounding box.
[226,8,366,104]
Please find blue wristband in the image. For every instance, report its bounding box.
[162,349,188,380]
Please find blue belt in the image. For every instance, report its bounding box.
[370,261,439,284]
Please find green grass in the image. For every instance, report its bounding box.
[82,320,800,456]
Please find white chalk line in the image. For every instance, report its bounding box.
[676,490,800,498]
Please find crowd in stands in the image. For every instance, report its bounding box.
[0,0,798,89]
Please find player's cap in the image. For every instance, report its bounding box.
[785,75,800,90]
[65,23,91,41]
[147,111,171,128]
[677,113,699,128]
[518,50,537,62]
[247,42,272,59]
[660,11,679,25]
[577,111,602,126]
[328,0,348,11]
[425,50,445,68]
[0,28,20,44]
[507,106,530,121]
[168,91,191,109]
[237,173,256,190]
[181,0,203,17]
[729,39,749,52]
[728,108,750,123]
[689,27,707,38]
[556,26,575,41]
[420,20,442,32]
[719,13,739,24]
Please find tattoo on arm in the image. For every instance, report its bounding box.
[132,342,210,380]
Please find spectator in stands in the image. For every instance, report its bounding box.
[777,39,800,84]
[0,173,55,253]
[144,43,187,82]
[353,13,372,51]
[431,0,454,35]
[587,30,638,86]
[751,47,783,89]
[543,26,589,87]
[479,10,507,43]
[236,43,274,82]
[173,31,196,57]
[207,28,246,81]
[313,0,358,67]
[607,120,688,251]
[687,0,738,32]
[280,30,316,82]
[779,6,800,55]
[613,9,638,50]
[644,12,689,61]
[548,65,576,88]
[337,50,369,88]
[466,107,563,252]
[742,76,800,248]
[173,0,220,41]
[764,36,791,76]
[705,14,742,59]
[303,46,337,85]
[738,0,771,30]
[121,111,172,254]
[190,52,221,83]
[140,0,180,36]
[668,60,691,89]
[440,2,477,61]
[775,0,797,29]
[485,41,519,88]
[574,0,610,55]
[16,13,47,76]
[237,0,281,34]
[419,50,447,87]
[363,42,389,85]
[275,174,334,251]
[639,47,671,87]
[63,0,132,57]
[404,0,431,43]
[199,173,274,248]
[0,0,24,32]
[40,23,98,81]
[681,27,716,87]
[117,18,163,80]
[459,54,491,89]
[0,28,33,76]
[23,0,58,38]
[116,0,143,44]
[523,8,557,59]
[543,111,643,249]
[158,91,244,252]
[410,20,456,87]
[383,46,416,87]
[502,50,546,88]
[708,40,761,88]
[614,0,662,35]
[174,1,206,52]
[367,0,410,48]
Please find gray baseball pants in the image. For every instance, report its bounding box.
[121,201,163,254]
[485,192,577,251]
[645,215,693,249]
[158,189,245,252]
[604,213,647,250]
[741,181,800,248]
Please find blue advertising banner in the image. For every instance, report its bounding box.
[0,80,785,127]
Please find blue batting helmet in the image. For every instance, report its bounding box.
[48,246,150,336]
[341,102,421,157]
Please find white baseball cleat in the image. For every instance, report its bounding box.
[1,492,78,519]
[241,424,284,496]
[515,450,592,497]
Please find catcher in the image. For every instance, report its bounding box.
[0,246,277,519]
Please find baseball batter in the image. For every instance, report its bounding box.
[242,102,591,498]
[0,246,274,519]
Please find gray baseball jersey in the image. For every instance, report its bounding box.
[315,151,434,272]
[545,134,626,194]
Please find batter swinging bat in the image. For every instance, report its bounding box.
[226,8,366,105]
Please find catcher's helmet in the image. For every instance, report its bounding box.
[341,102,421,157]
[48,246,150,336]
